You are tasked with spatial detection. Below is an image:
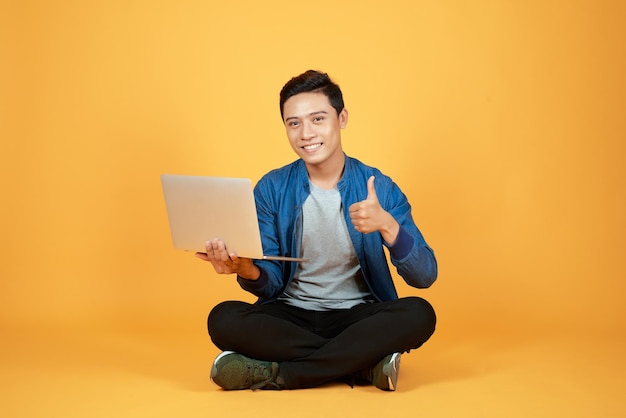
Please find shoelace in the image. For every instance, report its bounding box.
[248,362,281,391]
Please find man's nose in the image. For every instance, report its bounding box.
[302,121,315,139]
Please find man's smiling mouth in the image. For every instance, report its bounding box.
[303,143,322,151]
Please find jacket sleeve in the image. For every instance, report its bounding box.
[382,177,438,288]
[236,262,283,299]
[235,179,287,300]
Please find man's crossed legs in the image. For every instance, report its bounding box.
[208,297,436,391]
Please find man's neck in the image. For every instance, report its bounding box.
[306,154,345,190]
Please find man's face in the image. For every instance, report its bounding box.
[282,92,348,169]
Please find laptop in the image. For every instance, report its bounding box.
[160,174,307,262]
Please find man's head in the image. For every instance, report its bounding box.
[280,71,348,173]
[279,70,345,121]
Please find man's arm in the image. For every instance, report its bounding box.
[350,174,437,289]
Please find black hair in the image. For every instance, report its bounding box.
[279,70,344,120]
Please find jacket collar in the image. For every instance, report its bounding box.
[294,153,352,192]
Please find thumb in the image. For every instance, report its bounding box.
[366,176,378,201]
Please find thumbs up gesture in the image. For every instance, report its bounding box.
[349,176,400,243]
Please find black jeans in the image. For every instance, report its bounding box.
[208,297,436,389]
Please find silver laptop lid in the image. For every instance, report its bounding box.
[161,174,306,262]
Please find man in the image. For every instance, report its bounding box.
[196,70,437,391]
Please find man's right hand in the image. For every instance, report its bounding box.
[195,238,260,280]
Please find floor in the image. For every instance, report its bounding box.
[2,323,624,418]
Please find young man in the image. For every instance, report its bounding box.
[196,70,437,391]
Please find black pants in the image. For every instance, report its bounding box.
[208,297,436,389]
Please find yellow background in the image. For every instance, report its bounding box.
[1,1,625,417]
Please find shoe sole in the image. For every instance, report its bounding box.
[210,350,236,383]
[384,352,401,391]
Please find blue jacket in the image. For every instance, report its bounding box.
[237,155,437,303]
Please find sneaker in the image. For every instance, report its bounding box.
[210,351,284,390]
[356,353,401,391]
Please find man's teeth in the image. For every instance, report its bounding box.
[303,143,322,150]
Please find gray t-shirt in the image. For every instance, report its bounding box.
[278,182,373,311]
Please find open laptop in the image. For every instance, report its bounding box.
[160,174,307,262]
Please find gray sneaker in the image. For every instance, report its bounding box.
[375,352,401,391]
[210,351,283,391]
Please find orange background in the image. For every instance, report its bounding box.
[1,1,625,417]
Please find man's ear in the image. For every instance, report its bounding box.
[339,108,349,128]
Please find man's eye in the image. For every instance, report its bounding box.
[289,121,300,127]
[313,117,324,122]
